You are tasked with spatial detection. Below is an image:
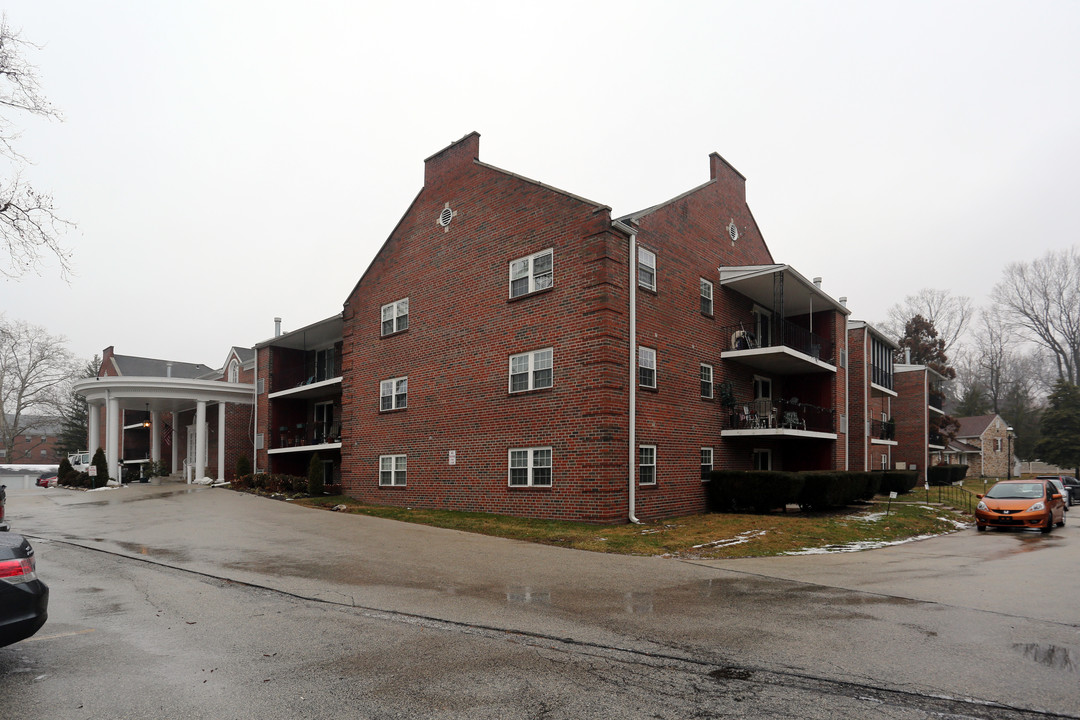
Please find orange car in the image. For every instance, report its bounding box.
[976,479,1066,533]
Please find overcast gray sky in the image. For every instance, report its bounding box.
[3,1,1078,369]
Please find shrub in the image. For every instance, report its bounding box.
[928,464,968,486]
[707,471,804,513]
[236,455,251,479]
[90,448,110,488]
[307,453,324,496]
[57,457,75,485]
[880,470,919,495]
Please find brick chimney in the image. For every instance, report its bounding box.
[424,131,481,186]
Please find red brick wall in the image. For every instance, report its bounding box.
[893,369,929,483]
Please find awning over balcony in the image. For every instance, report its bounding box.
[717,264,849,317]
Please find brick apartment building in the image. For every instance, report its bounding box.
[1,415,64,466]
[76,134,966,524]
[331,132,849,522]
[847,322,898,473]
[892,363,949,484]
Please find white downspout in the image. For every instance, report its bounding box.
[613,220,641,524]
[253,350,259,474]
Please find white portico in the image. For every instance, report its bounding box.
[75,375,255,483]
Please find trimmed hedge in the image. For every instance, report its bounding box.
[708,470,887,514]
[234,472,308,494]
[927,464,968,486]
[879,470,919,495]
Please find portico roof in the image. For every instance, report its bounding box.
[74,375,255,413]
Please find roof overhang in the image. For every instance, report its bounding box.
[255,314,343,351]
[718,265,850,316]
[74,376,254,414]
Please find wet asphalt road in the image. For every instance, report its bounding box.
[1,483,1077,719]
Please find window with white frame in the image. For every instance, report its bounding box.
[995,437,1002,452]
[639,445,656,485]
[380,377,408,411]
[509,348,553,392]
[381,298,409,335]
[509,249,553,298]
[700,447,713,481]
[700,363,713,398]
[880,454,888,470]
[700,278,713,315]
[752,449,771,470]
[379,454,407,486]
[508,447,552,487]
[228,359,239,383]
[638,247,656,291]
[639,346,656,388]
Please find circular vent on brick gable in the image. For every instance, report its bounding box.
[727,220,739,243]
[439,207,454,227]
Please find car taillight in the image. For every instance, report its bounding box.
[0,556,37,584]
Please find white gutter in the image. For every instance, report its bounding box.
[613,220,641,524]
[253,351,259,473]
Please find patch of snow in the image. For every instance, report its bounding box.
[784,533,942,555]
[693,530,767,550]
[87,485,124,492]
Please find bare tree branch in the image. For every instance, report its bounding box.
[881,288,973,356]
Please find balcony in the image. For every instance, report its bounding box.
[721,398,837,438]
[929,390,945,413]
[268,375,342,401]
[268,420,342,455]
[870,418,897,444]
[929,431,945,449]
[870,363,896,396]
[721,320,836,375]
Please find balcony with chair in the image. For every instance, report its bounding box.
[721,397,836,438]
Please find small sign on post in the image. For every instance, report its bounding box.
[887,491,897,517]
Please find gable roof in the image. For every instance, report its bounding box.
[107,354,214,379]
[954,414,999,439]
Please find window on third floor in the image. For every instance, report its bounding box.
[509,348,553,393]
[700,278,713,315]
[638,247,656,291]
[509,249,553,298]
[380,377,408,411]
[381,298,409,336]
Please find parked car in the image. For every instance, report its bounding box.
[1035,475,1078,507]
[35,473,58,488]
[1045,478,1069,511]
[0,484,8,532]
[0,533,49,647]
[976,479,1066,533]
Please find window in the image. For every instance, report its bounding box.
[700,278,713,315]
[509,249,553,298]
[381,298,409,335]
[753,375,771,400]
[995,437,1002,452]
[379,455,407,486]
[638,247,656,291]
[315,347,336,381]
[752,305,772,347]
[639,445,656,485]
[508,447,552,487]
[227,359,239,383]
[700,447,713,481]
[880,454,888,470]
[700,363,713,398]
[40,449,47,457]
[380,377,408,411]
[509,348,553,392]
[315,401,335,442]
[639,347,656,388]
[752,449,771,471]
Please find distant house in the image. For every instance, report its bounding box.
[1,415,63,466]
[945,414,1014,478]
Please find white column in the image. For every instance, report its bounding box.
[217,403,226,481]
[171,417,178,475]
[106,397,121,482]
[150,410,161,463]
[195,400,207,483]
[87,402,100,453]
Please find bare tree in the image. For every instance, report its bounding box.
[991,246,1080,384]
[0,14,72,278]
[0,315,77,458]
[882,288,973,356]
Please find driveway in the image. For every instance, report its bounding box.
[6,483,1079,716]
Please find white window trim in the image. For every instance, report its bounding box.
[639,444,657,485]
[753,374,772,400]
[700,278,713,315]
[381,298,409,336]
[509,249,554,298]
[701,447,713,482]
[379,454,407,486]
[639,346,657,388]
[753,448,772,471]
[700,363,714,398]
[380,376,408,411]
[508,447,552,487]
[638,247,657,291]
[228,359,239,383]
[509,348,554,393]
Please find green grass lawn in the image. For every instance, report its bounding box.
[292,494,970,559]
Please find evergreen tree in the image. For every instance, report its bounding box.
[56,356,99,456]
[90,447,109,488]
[307,452,324,496]
[895,315,956,380]
[1034,380,1080,478]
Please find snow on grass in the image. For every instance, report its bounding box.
[693,529,767,550]
[784,534,943,555]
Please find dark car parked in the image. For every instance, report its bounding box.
[1035,475,1079,507]
[0,532,49,647]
